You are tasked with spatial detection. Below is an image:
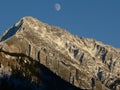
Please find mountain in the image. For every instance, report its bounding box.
[0,16,120,90]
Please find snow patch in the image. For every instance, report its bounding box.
[34,26,39,30]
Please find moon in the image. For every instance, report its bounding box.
[54,3,61,11]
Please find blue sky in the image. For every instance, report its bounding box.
[0,0,120,47]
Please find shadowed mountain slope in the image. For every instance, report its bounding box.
[0,49,81,90]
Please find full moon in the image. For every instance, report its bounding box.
[54,3,61,11]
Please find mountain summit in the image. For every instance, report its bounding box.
[0,16,119,90]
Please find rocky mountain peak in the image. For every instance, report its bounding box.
[0,16,46,41]
[0,16,120,90]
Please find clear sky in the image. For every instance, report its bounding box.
[0,0,120,48]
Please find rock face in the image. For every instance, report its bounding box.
[0,16,120,90]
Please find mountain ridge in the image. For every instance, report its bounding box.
[0,16,120,90]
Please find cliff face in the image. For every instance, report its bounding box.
[0,16,120,90]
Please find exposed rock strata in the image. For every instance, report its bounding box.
[0,16,120,90]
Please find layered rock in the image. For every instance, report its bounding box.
[0,16,120,90]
